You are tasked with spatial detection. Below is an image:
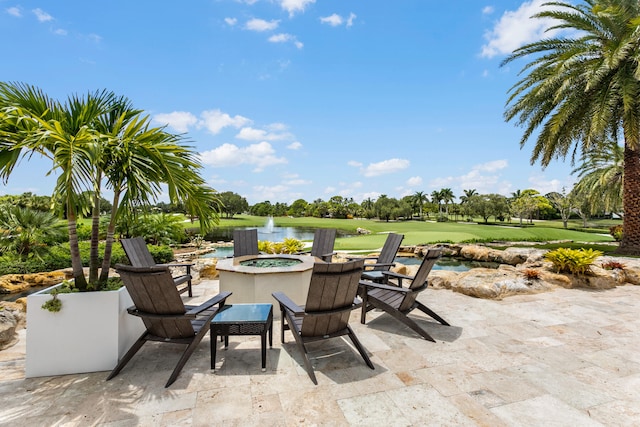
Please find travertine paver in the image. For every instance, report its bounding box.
[0,280,639,426]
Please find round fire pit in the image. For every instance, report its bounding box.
[216,254,316,309]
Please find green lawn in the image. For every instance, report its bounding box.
[210,215,616,252]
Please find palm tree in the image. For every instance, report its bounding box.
[459,189,477,204]
[503,0,640,254]
[0,82,220,288]
[0,205,66,260]
[440,188,455,215]
[572,139,623,215]
[430,190,443,214]
[412,191,428,219]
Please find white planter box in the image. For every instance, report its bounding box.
[25,284,145,378]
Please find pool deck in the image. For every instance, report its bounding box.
[1,280,639,426]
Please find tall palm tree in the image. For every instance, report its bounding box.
[503,0,640,254]
[430,190,443,214]
[572,139,623,215]
[440,188,455,215]
[412,191,428,219]
[459,189,477,204]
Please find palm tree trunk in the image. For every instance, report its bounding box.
[88,186,101,284]
[99,190,121,283]
[67,201,88,290]
[618,145,640,255]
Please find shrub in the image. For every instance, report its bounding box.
[436,213,449,222]
[601,260,626,270]
[544,248,603,275]
[609,225,623,241]
[258,238,304,254]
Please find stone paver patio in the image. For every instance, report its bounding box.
[1,280,639,426]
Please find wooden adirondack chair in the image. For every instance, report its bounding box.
[359,248,450,342]
[272,259,374,384]
[350,233,404,282]
[120,237,194,297]
[233,229,259,257]
[296,228,337,262]
[108,264,231,387]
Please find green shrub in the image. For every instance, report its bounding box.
[436,213,449,222]
[258,238,304,254]
[544,248,603,275]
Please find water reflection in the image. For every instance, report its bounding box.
[394,256,500,272]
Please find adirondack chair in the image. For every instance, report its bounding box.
[349,233,404,282]
[296,228,337,262]
[108,264,231,387]
[272,259,374,384]
[233,229,259,257]
[359,248,449,341]
[120,237,194,297]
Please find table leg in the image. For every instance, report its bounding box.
[261,332,267,372]
[269,318,273,348]
[211,333,217,370]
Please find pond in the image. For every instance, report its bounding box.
[395,256,500,272]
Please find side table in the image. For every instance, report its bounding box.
[210,303,273,371]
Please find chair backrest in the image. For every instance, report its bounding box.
[309,228,337,260]
[121,237,156,267]
[409,248,443,290]
[301,259,364,337]
[115,264,195,339]
[371,233,404,271]
[233,229,259,257]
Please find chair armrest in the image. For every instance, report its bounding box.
[185,291,231,316]
[363,262,395,270]
[160,262,195,267]
[347,256,378,261]
[272,291,305,315]
[359,280,411,294]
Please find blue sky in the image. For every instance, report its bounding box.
[1,0,575,205]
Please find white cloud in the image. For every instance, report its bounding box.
[348,160,362,167]
[475,159,508,172]
[406,176,423,187]
[200,109,252,134]
[88,34,102,43]
[361,158,410,177]
[279,0,315,17]
[245,18,279,32]
[528,174,573,194]
[236,0,258,4]
[32,8,52,22]
[53,28,68,36]
[346,12,356,27]
[320,14,342,26]
[284,178,311,185]
[287,141,302,150]
[320,12,356,27]
[225,17,238,26]
[200,141,287,172]
[268,33,303,49]
[154,111,198,133]
[6,7,21,17]
[481,0,562,58]
[482,6,494,15]
[236,126,294,141]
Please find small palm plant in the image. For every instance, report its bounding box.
[544,248,603,275]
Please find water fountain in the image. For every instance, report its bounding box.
[264,216,274,234]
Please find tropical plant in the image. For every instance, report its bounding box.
[503,0,640,254]
[0,205,66,260]
[544,247,603,275]
[412,191,428,219]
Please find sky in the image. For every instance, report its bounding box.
[0,0,578,205]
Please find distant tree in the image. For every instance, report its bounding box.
[288,199,308,217]
[412,191,428,219]
[217,191,249,218]
[375,195,397,222]
[546,189,575,229]
[431,190,443,214]
[572,139,623,216]
[250,201,273,216]
[440,188,455,215]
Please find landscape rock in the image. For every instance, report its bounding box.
[0,271,66,295]
[0,309,18,350]
[450,265,554,300]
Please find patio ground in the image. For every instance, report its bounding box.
[1,280,639,426]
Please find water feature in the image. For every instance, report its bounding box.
[239,257,302,268]
[264,216,274,233]
[395,256,500,272]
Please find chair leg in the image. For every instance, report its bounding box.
[106,335,146,381]
[370,299,437,342]
[283,310,317,385]
[415,301,450,326]
[346,325,374,370]
[360,288,368,324]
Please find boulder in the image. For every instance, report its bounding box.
[0,309,18,350]
[450,266,554,300]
